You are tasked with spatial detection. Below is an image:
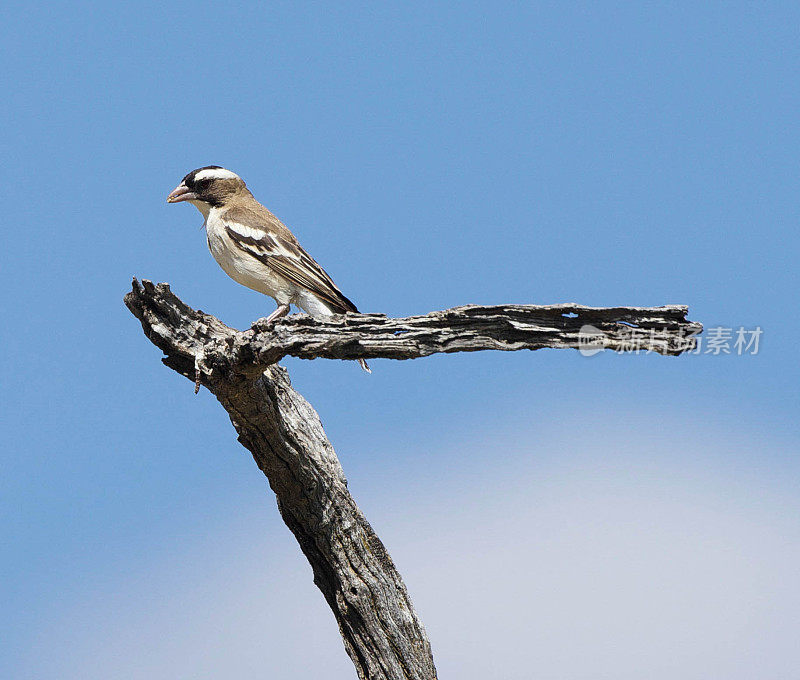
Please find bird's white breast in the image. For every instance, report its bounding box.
[204,209,294,304]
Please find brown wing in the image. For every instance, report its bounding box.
[224,219,359,314]
[265,246,359,313]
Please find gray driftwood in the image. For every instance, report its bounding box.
[124,278,701,680]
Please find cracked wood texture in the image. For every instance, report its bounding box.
[124,278,701,680]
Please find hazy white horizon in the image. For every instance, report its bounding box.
[16,411,799,680]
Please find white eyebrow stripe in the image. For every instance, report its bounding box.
[194,168,240,182]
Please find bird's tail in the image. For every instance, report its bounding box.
[358,358,371,374]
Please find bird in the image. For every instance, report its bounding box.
[167,166,370,373]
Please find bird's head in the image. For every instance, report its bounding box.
[167,166,248,216]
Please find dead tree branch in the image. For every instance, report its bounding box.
[124,278,701,680]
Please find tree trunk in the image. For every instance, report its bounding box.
[124,278,701,679]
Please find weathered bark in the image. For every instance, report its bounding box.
[124,278,701,680]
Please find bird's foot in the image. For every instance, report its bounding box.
[264,303,291,324]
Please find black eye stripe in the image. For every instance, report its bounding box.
[182,165,224,188]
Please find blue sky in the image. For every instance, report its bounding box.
[2,2,798,678]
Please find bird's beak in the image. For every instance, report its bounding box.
[166,183,198,203]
